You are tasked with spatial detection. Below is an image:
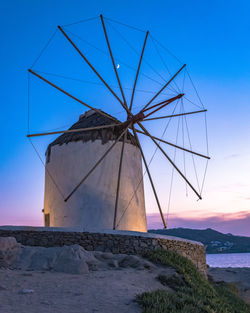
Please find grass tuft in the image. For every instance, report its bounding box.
[137,250,250,313]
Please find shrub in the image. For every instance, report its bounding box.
[137,250,250,313]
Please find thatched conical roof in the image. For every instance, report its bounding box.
[46,110,137,161]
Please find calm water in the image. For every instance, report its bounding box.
[207,253,250,267]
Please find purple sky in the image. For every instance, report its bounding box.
[147,212,250,237]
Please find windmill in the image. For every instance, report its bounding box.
[27,15,210,232]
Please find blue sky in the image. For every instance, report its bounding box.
[1,0,250,235]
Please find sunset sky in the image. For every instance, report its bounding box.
[1,0,250,236]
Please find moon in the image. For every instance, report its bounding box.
[116,64,120,69]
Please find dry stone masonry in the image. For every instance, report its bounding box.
[0,227,207,275]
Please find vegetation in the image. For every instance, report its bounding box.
[137,250,250,313]
[149,228,250,253]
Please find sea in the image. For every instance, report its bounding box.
[206,252,250,268]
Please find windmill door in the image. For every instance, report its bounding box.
[44,213,50,227]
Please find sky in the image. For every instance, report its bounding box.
[0,0,250,236]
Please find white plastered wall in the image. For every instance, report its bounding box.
[43,139,147,232]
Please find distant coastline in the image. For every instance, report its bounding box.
[149,228,250,254]
[207,252,250,267]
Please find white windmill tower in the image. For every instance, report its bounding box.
[43,109,147,231]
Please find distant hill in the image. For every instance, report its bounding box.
[149,228,250,254]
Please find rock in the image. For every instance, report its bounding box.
[85,259,100,271]
[107,259,119,268]
[49,245,93,274]
[13,246,60,271]
[40,300,51,305]
[21,273,33,276]
[4,241,157,275]
[93,251,103,259]
[13,244,98,274]
[20,289,34,294]
[0,237,21,268]
[101,252,114,260]
[158,269,186,291]
[119,255,142,268]
[93,251,114,262]
[142,260,156,270]
[53,257,89,274]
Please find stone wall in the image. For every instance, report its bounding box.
[0,227,206,275]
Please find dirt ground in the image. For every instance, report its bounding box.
[1,238,250,312]
[0,268,170,313]
[208,267,250,304]
[1,267,250,313]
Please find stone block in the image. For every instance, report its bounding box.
[0,237,21,267]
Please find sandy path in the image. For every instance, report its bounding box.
[0,268,168,313]
[208,267,250,304]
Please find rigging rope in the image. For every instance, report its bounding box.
[103,16,146,33]
[34,70,176,97]
[150,35,182,94]
[27,73,68,204]
[28,138,65,200]
[166,103,182,226]
[30,29,200,114]
[181,71,188,196]
[65,29,172,90]
[183,109,201,195]
[30,29,58,69]
[183,95,203,109]
[181,100,188,197]
[204,112,209,155]
[149,34,183,65]
[185,68,205,109]
[200,159,209,195]
[200,111,209,195]
[27,72,30,133]
[116,99,181,228]
[62,16,99,27]
[166,71,186,226]
[184,68,210,196]
[106,21,178,95]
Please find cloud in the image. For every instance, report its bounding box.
[224,154,240,159]
[147,210,250,237]
[216,182,249,192]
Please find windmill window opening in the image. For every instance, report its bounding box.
[44,213,50,227]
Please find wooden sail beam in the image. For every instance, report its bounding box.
[137,122,202,199]
[64,125,130,202]
[142,64,186,111]
[143,109,207,121]
[142,94,183,113]
[57,26,127,111]
[100,15,128,110]
[129,31,149,111]
[132,125,167,229]
[113,132,126,229]
[28,69,117,122]
[143,98,173,113]
[143,94,184,118]
[27,124,120,138]
[135,128,210,160]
